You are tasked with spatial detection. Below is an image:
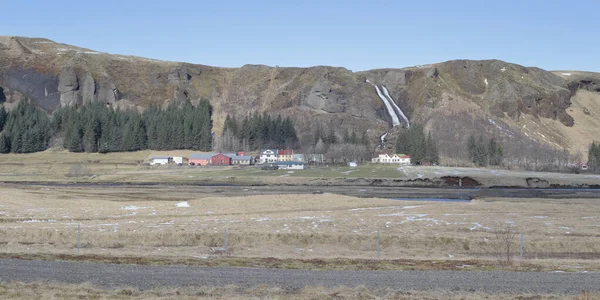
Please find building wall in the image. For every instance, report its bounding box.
[278,155,293,161]
[151,158,170,165]
[211,154,231,166]
[189,158,211,166]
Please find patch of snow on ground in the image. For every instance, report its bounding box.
[562,73,571,76]
[469,222,491,231]
[402,206,422,209]
[484,78,488,86]
[532,216,548,219]
[255,217,271,222]
[350,206,405,211]
[377,212,406,217]
[501,67,506,72]
[176,202,190,208]
[582,216,596,219]
[122,206,149,210]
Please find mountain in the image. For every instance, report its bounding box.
[1,36,599,159]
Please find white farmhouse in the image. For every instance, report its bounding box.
[259,149,277,164]
[371,154,411,165]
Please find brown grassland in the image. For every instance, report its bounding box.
[0,282,597,300]
[0,184,598,272]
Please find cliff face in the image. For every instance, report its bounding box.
[1,36,599,155]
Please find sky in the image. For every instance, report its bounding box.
[2,0,599,71]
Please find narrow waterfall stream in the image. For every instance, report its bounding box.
[365,79,401,126]
[381,86,409,128]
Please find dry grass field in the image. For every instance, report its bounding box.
[0,184,598,272]
[0,281,596,300]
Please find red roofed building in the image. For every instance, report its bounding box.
[277,149,294,162]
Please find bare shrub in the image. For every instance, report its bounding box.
[494,222,519,265]
[67,164,92,177]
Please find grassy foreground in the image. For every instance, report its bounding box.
[0,282,596,300]
[0,184,598,272]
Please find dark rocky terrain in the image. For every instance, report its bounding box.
[1,36,599,155]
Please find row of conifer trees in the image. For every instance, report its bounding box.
[0,98,214,153]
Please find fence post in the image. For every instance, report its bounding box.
[224,228,229,256]
[77,223,81,255]
[520,232,524,259]
[377,229,381,259]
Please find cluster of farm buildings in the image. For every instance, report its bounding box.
[151,150,413,169]
[150,149,326,170]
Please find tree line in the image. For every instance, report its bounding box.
[0,98,213,154]
[395,124,439,165]
[467,135,503,167]
[0,99,51,153]
[219,113,298,151]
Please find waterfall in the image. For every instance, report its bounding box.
[366,80,401,126]
[381,86,410,128]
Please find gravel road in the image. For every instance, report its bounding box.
[0,259,598,294]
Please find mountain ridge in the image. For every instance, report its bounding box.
[1,36,599,159]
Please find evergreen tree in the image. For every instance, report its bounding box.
[425,132,439,165]
[474,136,488,166]
[488,137,503,166]
[589,141,600,173]
[0,105,7,132]
[467,135,477,163]
[0,132,10,153]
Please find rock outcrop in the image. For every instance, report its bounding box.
[1,36,599,155]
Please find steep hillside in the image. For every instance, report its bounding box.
[1,36,599,157]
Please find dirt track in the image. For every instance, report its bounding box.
[0,259,598,294]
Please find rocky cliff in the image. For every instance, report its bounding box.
[1,36,599,156]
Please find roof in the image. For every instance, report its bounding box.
[278,149,293,155]
[222,153,237,158]
[152,156,171,160]
[261,149,276,153]
[276,161,304,165]
[232,156,253,160]
[190,153,217,159]
[292,154,304,157]
[400,155,411,158]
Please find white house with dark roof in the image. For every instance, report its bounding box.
[259,149,277,164]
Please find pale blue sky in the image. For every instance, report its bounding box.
[2,0,597,71]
